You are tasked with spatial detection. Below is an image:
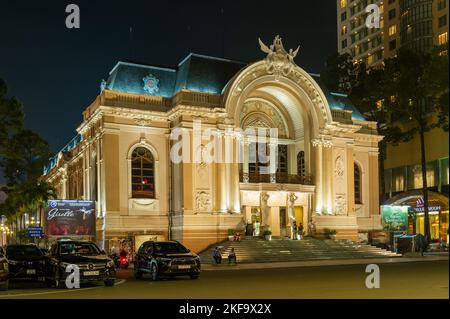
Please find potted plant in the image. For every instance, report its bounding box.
[227,229,235,241]
[263,229,272,241]
[324,228,337,240]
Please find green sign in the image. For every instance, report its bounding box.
[381,205,409,231]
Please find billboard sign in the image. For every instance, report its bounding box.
[381,205,409,232]
[45,200,95,236]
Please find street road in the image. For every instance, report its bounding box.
[0,260,448,299]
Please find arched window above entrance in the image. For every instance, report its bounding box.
[131,147,155,199]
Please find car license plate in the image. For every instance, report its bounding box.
[27,269,36,275]
[84,271,100,276]
[178,265,191,269]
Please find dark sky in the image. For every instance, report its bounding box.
[0,0,337,155]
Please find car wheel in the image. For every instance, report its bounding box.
[0,280,9,291]
[151,264,158,281]
[190,275,199,280]
[134,267,142,279]
[104,279,115,287]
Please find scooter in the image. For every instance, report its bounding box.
[119,255,129,269]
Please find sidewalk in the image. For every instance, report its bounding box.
[202,255,449,271]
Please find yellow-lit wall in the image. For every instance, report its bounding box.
[385,120,449,169]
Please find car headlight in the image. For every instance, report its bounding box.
[106,260,115,268]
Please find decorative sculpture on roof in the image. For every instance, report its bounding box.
[258,35,300,79]
[143,74,160,95]
[100,79,107,92]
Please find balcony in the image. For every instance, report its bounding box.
[239,172,314,185]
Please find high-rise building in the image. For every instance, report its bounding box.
[337,0,385,66]
[337,0,449,62]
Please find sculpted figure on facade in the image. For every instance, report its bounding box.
[259,35,300,79]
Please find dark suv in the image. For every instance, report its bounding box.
[6,244,46,282]
[46,240,116,288]
[134,241,200,280]
[0,247,8,291]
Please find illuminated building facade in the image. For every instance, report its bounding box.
[337,0,449,64]
[43,37,383,252]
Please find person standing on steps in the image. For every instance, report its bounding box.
[228,248,237,264]
[291,220,297,240]
[298,222,304,240]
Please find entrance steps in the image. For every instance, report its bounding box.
[199,236,402,264]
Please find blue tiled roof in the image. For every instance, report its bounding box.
[104,53,246,98]
[43,134,83,175]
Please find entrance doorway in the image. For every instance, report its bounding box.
[294,206,303,226]
[280,207,287,237]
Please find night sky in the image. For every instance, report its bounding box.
[0,0,337,155]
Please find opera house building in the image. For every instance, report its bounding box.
[43,37,383,252]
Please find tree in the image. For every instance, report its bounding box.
[0,79,23,155]
[321,52,367,96]
[365,48,448,240]
[0,129,51,185]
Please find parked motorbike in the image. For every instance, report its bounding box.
[119,255,129,269]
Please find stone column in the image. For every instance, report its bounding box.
[312,140,323,214]
[269,141,277,183]
[216,132,227,213]
[231,134,241,213]
[242,140,250,183]
[323,145,333,215]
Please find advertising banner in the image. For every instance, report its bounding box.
[381,205,409,232]
[45,200,95,236]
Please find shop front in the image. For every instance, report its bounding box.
[383,190,449,244]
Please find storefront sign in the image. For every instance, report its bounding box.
[27,227,43,238]
[414,197,441,213]
[45,200,95,236]
[381,205,409,232]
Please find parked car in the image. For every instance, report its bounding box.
[45,240,116,288]
[134,241,201,281]
[0,247,8,291]
[6,244,46,282]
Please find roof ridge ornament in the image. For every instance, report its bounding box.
[258,35,300,80]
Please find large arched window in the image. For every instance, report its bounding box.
[354,163,362,204]
[131,147,155,198]
[297,151,306,177]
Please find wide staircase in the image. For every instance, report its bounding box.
[199,237,401,264]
